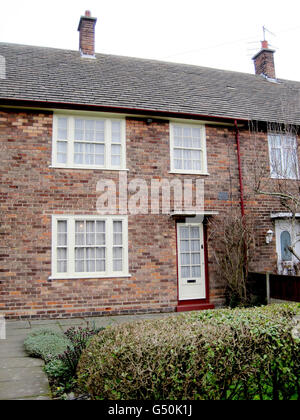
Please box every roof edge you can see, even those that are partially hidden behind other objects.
[0,97,249,124]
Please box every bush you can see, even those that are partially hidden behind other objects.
[58,326,105,377]
[77,304,300,400]
[24,328,72,362]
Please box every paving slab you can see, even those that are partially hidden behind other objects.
[0,377,50,400]
[0,357,44,369]
[6,321,31,329]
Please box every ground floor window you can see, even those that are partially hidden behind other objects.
[51,215,129,279]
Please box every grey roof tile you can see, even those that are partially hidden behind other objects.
[0,42,300,124]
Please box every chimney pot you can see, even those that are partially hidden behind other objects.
[78,11,97,57]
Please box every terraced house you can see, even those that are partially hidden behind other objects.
[0,12,300,318]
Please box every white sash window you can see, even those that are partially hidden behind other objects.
[52,114,126,170]
[170,123,208,175]
[51,215,129,279]
[268,134,299,179]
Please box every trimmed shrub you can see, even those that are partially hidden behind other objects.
[24,328,72,362]
[77,304,300,400]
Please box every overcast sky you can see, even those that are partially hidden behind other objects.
[1,0,300,81]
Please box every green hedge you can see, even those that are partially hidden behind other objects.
[77,304,300,400]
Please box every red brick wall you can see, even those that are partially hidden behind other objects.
[0,110,295,318]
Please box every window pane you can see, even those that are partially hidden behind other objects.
[191,240,200,252]
[111,155,121,166]
[96,247,105,259]
[190,227,200,239]
[193,160,201,170]
[173,126,182,137]
[75,221,85,246]
[270,148,282,176]
[192,138,201,148]
[181,266,190,278]
[113,246,123,272]
[86,261,95,272]
[174,136,182,147]
[113,247,123,259]
[192,127,201,138]
[57,221,67,246]
[191,253,200,265]
[95,120,105,142]
[174,149,182,159]
[183,137,193,148]
[75,248,84,272]
[96,259,105,272]
[96,221,106,245]
[174,159,182,169]
[75,259,84,272]
[57,248,67,273]
[58,220,67,233]
[96,247,106,272]
[180,240,190,252]
[113,221,122,233]
[85,120,95,141]
[57,141,67,164]
[57,118,68,140]
[86,221,95,245]
[75,119,84,141]
[112,121,121,143]
[86,247,95,272]
[74,142,83,164]
[181,253,190,265]
[113,259,123,271]
[180,227,189,239]
[183,159,192,170]
[192,266,201,277]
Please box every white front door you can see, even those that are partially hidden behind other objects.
[177,223,206,300]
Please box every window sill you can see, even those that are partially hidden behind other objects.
[49,165,129,171]
[270,174,299,180]
[48,273,132,281]
[169,171,210,176]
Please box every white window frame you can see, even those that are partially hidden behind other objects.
[169,122,208,175]
[268,133,299,180]
[52,113,127,170]
[50,215,129,280]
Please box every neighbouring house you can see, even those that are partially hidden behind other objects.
[0,12,300,319]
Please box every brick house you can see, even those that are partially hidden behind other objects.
[0,12,300,319]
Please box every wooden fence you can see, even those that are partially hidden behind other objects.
[248,272,300,303]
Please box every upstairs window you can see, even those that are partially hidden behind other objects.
[170,123,207,174]
[52,114,126,170]
[268,134,299,179]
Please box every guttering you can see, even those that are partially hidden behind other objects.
[234,119,245,218]
[0,97,248,125]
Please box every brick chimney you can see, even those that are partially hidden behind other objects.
[78,11,97,57]
[252,40,276,79]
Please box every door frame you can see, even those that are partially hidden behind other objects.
[175,218,214,311]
